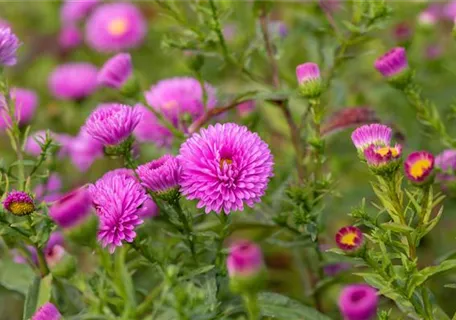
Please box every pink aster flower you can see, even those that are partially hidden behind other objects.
[48,63,98,100]
[338,284,378,320]
[50,187,92,228]
[34,173,62,202]
[89,170,148,253]
[418,4,442,27]
[296,62,322,98]
[404,151,435,185]
[3,190,35,216]
[133,104,173,146]
[85,2,147,52]
[363,143,402,172]
[237,100,256,118]
[144,77,217,127]
[436,149,456,182]
[137,154,181,197]
[374,47,408,78]
[97,53,132,89]
[351,124,392,152]
[69,131,103,172]
[83,103,141,146]
[335,226,364,251]
[227,240,264,277]
[178,123,274,214]
[31,302,61,320]
[0,87,38,129]
[58,25,82,50]
[61,0,98,24]
[0,27,20,66]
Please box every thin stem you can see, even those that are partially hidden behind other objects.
[422,288,433,320]
[35,245,50,277]
[136,282,165,318]
[259,13,280,88]
[172,200,197,262]
[243,293,260,320]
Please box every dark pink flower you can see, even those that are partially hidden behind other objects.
[31,302,61,320]
[335,226,363,251]
[58,25,82,50]
[137,154,181,194]
[338,284,378,320]
[50,187,92,228]
[0,87,38,129]
[374,47,408,78]
[97,53,132,89]
[404,151,435,185]
[3,190,35,216]
[61,0,98,24]
[48,63,98,100]
[227,240,264,277]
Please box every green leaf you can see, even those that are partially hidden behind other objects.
[257,292,331,320]
[37,274,53,308]
[23,276,41,320]
[0,258,35,295]
[381,222,414,234]
[414,259,456,288]
[115,247,136,310]
[181,265,215,280]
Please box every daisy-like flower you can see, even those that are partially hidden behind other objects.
[374,47,408,78]
[58,25,82,50]
[31,302,61,320]
[50,187,92,228]
[85,2,147,52]
[351,124,392,153]
[404,151,435,185]
[133,104,173,146]
[48,63,98,100]
[144,77,217,126]
[3,191,35,216]
[363,143,402,174]
[0,87,38,129]
[295,62,322,98]
[178,123,274,214]
[89,170,148,253]
[83,103,141,146]
[338,284,378,320]
[61,0,98,24]
[0,27,20,66]
[436,150,456,181]
[97,53,132,89]
[137,154,181,201]
[336,226,364,251]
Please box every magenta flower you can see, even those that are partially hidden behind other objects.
[61,0,98,24]
[137,198,159,218]
[97,53,132,89]
[133,104,173,146]
[436,150,456,182]
[85,2,147,52]
[335,226,363,251]
[445,1,456,20]
[69,131,104,172]
[418,4,441,26]
[393,23,412,42]
[12,245,38,265]
[137,154,181,195]
[50,187,92,228]
[0,87,38,129]
[237,100,256,117]
[31,302,61,320]
[49,63,98,100]
[3,190,35,216]
[338,284,378,320]
[374,47,408,78]
[296,62,320,85]
[144,77,217,126]
[58,25,82,50]
[44,232,66,267]
[178,123,274,214]
[363,143,402,170]
[404,151,435,185]
[0,27,20,66]
[227,240,264,277]
[34,173,62,202]
[83,103,141,146]
[89,170,148,253]
[351,124,392,152]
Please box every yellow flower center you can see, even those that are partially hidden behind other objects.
[375,146,399,157]
[340,232,357,246]
[220,158,233,169]
[107,18,129,36]
[9,202,35,216]
[410,159,432,178]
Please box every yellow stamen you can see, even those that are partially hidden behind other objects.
[107,18,129,36]
[220,158,233,169]
[9,202,34,216]
[375,147,391,157]
[340,232,357,246]
[410,159,431,178]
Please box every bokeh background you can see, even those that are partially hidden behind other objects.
[1,1,456,319]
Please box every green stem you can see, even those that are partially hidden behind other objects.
[35,246,50,277]
[136,282,165,318]
[243,292,260,320]
[172,200,197,262]
[422,287,433,320]
[130,239,162,269]
[309,98,324,182]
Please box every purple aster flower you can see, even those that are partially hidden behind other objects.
[178,123,274,214]
[338,284,378,320]
[83,103,141,146]
[335,226,364,251]
[137,197,159,218]
[444,1,456,20]
[436,150,456,182]
[0,19,10,29]
[58,25,82,50]
[3,190,35,216]
[89,170,148,253]
[0,27,20,66]
[34,173,62,202]
[50,187,92,228]
[404,151,435,185]
[418,4,442,26]
[61,0,98,24]
[227,240,264,277]
[69,131,103,172]
[296,62,322,98]
[48,63,98,100]
[85,2,147,52]
[324,262,351,277]
[237,100,256,118]
[97,53,132,89]
[144,77,217,127]
[223,24,237,42]
[137,154,181,197]
[0,87,38,129]
[133,104,173,146]
[31,302,61,320]
[374,47,408,78]
[351,124,392,152]
[363,144,402,171]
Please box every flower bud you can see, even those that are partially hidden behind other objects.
[296,62,322,98]
[363,144,402,176]
[49,187,92,228]
[338,284,378,320]
[31,302,62,320]
[3,190,35,216]
[374,47,412,89]
[97,53,132,90]
[227,240,266,294]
